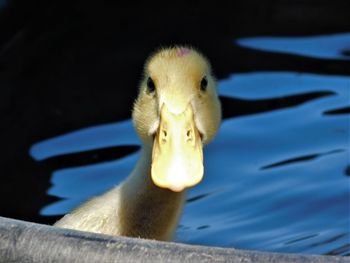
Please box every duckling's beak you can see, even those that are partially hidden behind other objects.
[151,103,203,192]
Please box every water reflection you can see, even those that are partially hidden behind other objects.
[30,33,350,255]
[261,149,345,170]
[236,32,350,60]
[31,119,139,161]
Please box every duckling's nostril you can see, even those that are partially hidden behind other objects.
[186,129,193,142]
[160,129,167,143]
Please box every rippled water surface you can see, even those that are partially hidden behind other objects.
[30,33,350,255]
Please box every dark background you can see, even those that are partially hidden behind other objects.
[0,0,349,225]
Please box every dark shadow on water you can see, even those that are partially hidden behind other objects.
[326,244,350,256]
[324,106,350,115]
[284,233,319,245]
[308,233,347,248]
[261,149,345,170]
[345,166,350,176]
[40,145,140,169]
[186,192,213,203]
[341,49,350,57]
[197,225,210,230]
[220,91,335,119]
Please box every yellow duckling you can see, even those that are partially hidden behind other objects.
[54,46,222,241]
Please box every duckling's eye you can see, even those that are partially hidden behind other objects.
[200,77,208,92]
[146,77,156,94]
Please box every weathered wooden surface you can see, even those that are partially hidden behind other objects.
[0,216,347,263]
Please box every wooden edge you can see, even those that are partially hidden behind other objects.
[0,216,347,263]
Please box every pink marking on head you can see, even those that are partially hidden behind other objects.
[177,47,191,57]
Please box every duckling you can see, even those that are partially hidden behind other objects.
[54,46,222,241]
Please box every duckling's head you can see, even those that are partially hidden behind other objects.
[132,46,221,192]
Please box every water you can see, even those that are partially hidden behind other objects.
[30,33,350,255]
[236,33,350,60]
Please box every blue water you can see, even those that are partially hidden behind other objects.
[236,33,350,60]
[30,33,350,255]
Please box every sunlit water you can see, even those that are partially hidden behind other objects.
[30,33,350,255]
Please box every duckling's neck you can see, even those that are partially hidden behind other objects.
[118,144,186,241]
